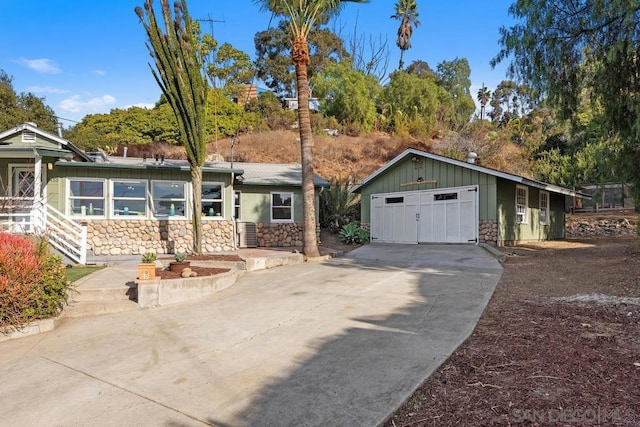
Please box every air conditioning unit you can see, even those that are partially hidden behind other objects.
[237,222,257,248]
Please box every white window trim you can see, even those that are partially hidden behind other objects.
[539,190,550,225]
[270,191,294,223]
[150,180,188,219]
[111,179,148,219]
[234,190,241,221]
[515,185,528,224]
[201,181,225,220]
[68,178,107,218]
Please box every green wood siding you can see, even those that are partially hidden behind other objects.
[237,185,305,223]
[359,157,498,223]
[1,132,61,149]
[496,179,565,244]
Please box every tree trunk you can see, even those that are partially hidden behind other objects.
[190,165,203,254]
[398,49,405,70]
[294,62,320,258]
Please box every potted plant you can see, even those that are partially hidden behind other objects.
[138,252,157,280]
[169,252,191,272]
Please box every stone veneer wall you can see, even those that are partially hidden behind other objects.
[256,223,304,247]
[478,220,498,245]
[88,220,235,255]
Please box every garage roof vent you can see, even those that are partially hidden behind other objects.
[466,152,478,164]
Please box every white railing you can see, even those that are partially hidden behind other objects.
[45,205,87,265]
[0,201,88,265]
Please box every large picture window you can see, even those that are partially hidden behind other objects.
[271,192,293,222]
[202,182,223,218]
[69,179,105,216]
[151,181,186,217]
[539,191,549,225]
[113,180,147,217]
[515,185,528,224]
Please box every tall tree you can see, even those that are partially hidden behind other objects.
[0,70,57,133]
[254,21,349,96]
[391,0,420,70]
[135,0,208,254]
[492,0,640,202]
[436,58,476,129]
[255,0,367,258]
[477,83,490,121]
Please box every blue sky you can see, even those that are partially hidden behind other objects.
[2,0,514,127]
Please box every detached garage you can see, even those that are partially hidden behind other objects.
[352,148,587,246]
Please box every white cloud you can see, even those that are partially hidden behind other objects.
[16,58,61,74]
[26,86,68,94]
[93,69,107,76]
[125,103,155,110]
[59,94,117,113]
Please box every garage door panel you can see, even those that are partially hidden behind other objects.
[371,185,478,244]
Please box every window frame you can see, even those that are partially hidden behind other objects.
[270,191,293,223]
[539,190,550,225]
[201,181,225,219]
[515,185,529,224]
[68,178,106,217]
[111,179,148,218]
[150,180,187,218]
[234,190,241,220]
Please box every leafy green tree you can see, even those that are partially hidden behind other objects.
[319,176,361,232]
[436,58,475,129]
[492,0,640,202]
[255,0,367,258]
[135,0,208,254]
[391,0,420,70]
[0,70,57,133]
[312,61,380,133]
[254,21,349,96]
[381,70,447,137]
[488,80,536,124]
[406,60,436,79]
[477,83,490,121]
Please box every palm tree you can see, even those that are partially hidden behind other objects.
[477,83,491,121]
[135,0,207,254]
[392,0,420,70]
[255,0,367,258]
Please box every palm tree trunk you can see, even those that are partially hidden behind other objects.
[190,165,203,254]
[294,62,320,258]
[398,49,405,70]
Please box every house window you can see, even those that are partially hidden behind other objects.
[151,181,186,217]
[202,182,223,218]
[515,185,528,224]
[271,192,293,222]
[113,180,147,217]
[234,191,241,220]
[69,179,105,216]
[539,191,549,225]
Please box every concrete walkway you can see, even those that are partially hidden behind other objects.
[0,244,502,427]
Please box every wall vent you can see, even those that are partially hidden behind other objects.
[237,222,257,248]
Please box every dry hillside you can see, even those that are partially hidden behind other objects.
[127,130,433,182]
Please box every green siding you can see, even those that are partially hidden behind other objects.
[1,132,61,150]
[359,156,498,222]
[237,185,305,223]
[496,179,565,244]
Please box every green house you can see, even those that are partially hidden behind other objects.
[352,148,586,246]
[0,123,328,263]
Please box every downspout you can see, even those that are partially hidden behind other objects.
[231,172,238,250]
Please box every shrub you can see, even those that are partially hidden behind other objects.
[319,177,361,232]
[338,223,369,245]
[0,233,70,332]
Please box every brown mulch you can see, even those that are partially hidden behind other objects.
[155,266,230,280]
[385,233,640,427]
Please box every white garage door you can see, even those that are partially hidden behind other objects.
[370,186,478,244]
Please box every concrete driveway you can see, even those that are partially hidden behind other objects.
[0,244,502,427]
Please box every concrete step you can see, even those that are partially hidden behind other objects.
[64,299,139,318]
[71,285,137,302]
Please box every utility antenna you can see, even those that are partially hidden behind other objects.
[197,14,225,154]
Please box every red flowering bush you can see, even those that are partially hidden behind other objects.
[0,232,69,332]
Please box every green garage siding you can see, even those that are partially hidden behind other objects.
[497,179,565,244]
[359,157,498,223]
